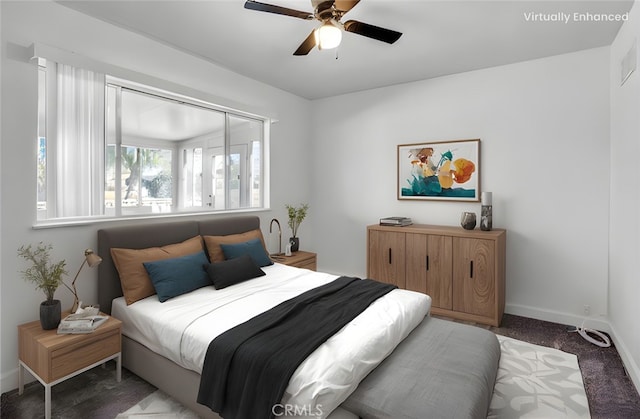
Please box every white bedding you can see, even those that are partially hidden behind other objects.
[112,263,431,418]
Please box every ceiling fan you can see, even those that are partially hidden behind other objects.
[244,0,402,55]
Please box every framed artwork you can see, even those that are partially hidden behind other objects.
[398,139,480,201]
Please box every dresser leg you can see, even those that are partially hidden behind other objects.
[45,384,51,419]
[18,362,24,395]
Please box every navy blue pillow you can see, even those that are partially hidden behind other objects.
[220,238,273,267]
[204,254,266,290]
[143,251,212,302]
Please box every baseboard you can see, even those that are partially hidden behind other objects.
[0,367,35,395]
[0,370,16,395]
[609,323,640,397]
[505,303,610,332]
[506,303,639,396]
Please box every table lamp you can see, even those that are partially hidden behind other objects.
[63,249,102,313]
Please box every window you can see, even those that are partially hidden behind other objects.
[181,115,264,210]
[37,59,268,222]
[105,145,173,213]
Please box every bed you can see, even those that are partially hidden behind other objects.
[97,215,500,419]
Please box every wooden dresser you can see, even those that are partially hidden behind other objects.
[367,224,506,326]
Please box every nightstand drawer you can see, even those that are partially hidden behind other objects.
[51,329,121,381]
[290,259,317,270]
[277,251,317,271]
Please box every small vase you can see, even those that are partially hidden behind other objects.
[40,299,61,330]
[289,237,300,252]
[460,212,477,230]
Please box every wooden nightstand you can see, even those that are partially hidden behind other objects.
[277,250,317,271]
[17,315,122,419]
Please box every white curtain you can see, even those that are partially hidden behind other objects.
[52,63,105,218]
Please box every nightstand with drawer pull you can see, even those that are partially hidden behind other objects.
[17,314,122,419]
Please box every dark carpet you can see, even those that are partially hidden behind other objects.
[490,314,640,419]
[2,314,639,418]
[1,365,155,419]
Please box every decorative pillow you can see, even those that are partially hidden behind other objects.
[204,254,266,290]
[143,251,211,302]
[110,236,204,305]
[203,229,267,263]
[220,238,273,267]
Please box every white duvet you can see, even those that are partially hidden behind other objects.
[112,263,431,418]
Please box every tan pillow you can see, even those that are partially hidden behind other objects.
[111,236,204,305]
[203,229,268,263]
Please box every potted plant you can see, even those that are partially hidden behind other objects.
[285,203,309,252]
[18,243,68,330]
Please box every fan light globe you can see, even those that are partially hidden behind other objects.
[315,22,342,50]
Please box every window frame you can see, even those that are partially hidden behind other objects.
[35,67,270,227]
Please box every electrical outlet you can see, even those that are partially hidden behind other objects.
[583,305,591,316]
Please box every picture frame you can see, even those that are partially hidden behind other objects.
[398,139,480,201]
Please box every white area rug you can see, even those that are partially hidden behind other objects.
[117,335,590,418]
[489,335,590,418]
[115,390,200,419]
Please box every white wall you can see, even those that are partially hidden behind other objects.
[309,48,611,330]
[609,0,640,392]
[2,0,635,398]
[0,0,312,392]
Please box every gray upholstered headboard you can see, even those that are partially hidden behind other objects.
[97,216,261,314]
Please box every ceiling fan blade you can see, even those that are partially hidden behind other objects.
[343,20,402,44]
[293,30,317,55]
[244,0,313,20]
[334,0,360,13]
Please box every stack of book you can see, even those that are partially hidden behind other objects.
[57,313,109,334]
[379,216,413,226]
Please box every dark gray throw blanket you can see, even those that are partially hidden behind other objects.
[197,276,397,419]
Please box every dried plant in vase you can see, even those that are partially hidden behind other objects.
[17,242,68,329]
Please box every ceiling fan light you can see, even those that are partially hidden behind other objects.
[315,22,342,50]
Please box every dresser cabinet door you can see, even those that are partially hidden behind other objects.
[368,230,406,288]
[452,237,495,318]
[406,233,452,309]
